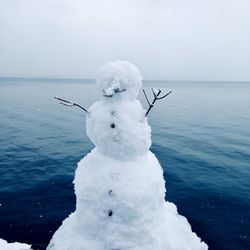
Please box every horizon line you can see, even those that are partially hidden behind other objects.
[0,76,249,83]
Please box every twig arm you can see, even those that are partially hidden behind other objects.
[143,89,151,106]
[54,96,89,114]
[156,91,172,100]
[145,103,154,116]
[54,96,72,104]
[143,88,172,116]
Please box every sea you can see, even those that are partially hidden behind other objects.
[0,78,249,250]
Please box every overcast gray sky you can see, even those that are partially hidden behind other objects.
[0,0,250,81]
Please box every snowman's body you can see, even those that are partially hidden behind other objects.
[47,61,208,250]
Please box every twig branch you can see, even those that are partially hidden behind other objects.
[143,88,172,116]
[143,89,150,106]
[54,96,89,114]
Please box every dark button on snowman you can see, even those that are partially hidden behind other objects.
[48,61,208,250]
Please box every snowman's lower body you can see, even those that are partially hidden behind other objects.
[47,149,207,250]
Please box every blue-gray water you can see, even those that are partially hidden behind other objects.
[0,78,249,250]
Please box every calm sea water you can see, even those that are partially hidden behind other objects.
[0,78,249,250]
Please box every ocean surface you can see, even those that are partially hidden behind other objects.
[0,78,249,250]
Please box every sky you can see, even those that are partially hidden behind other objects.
[0,0,250,81]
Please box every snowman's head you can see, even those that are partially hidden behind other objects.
[96,61,142,101]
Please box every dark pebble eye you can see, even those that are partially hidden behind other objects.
[110,123,116,128]
[108,210,113,217]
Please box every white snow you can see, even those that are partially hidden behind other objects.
[0,238,31,250]
[47,61,208,250]
[86,100,151,160]
[96,61,142,101]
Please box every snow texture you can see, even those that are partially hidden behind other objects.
[86,100,151,160]
[47,61,208,250]
[0,238,31,250]
[96,61,142,101]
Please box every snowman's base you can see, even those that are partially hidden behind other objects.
[47,149,208,250]
[47,202,207,250]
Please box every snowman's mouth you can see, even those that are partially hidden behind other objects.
[103,87,126,98]
[103,79,126,97]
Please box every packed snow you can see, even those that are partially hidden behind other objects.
[47,60,208,249]
[86,100,151,160]
[0,238,31,250]
[96,61,142,101]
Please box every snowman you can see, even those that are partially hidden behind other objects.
[48,61,208,250]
